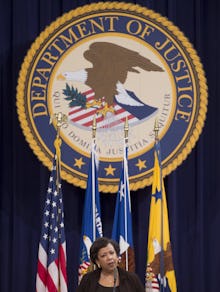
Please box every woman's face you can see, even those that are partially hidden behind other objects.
[96,243,119,272]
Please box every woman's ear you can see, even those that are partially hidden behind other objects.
[96,261,101,268]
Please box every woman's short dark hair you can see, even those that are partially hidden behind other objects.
[90,237,120,264]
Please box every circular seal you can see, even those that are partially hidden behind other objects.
[16,2,207,193]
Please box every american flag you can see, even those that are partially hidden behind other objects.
[36,155,68,292]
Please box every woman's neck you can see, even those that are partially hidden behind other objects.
[99,268,119,287]
[101,269,115,276]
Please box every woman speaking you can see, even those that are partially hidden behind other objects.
[76,237,145,292]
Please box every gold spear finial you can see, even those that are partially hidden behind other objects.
[49,112,67,189]
[154,118,159,140]
[92,115,97,139]
[124,116,129,143]
[50,112,67,136]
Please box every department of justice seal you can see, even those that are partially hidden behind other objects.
[16,2,207,193]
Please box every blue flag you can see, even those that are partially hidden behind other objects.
[78,140,103,282]
[112,144,135,271]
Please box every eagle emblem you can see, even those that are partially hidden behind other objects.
[58,42,164,128]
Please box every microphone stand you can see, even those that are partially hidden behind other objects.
[113,268,117,292]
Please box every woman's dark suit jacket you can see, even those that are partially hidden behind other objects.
[76,267,145,292]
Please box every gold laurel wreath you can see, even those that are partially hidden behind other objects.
[16,2,208,193]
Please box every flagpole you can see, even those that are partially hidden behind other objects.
[92,116,97,242]
[51,112,67,291]
[124,117,129,271]
[154,119,165,292]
